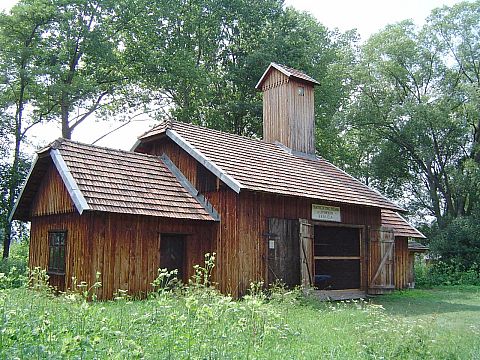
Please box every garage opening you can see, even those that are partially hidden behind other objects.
[314,226,361,290]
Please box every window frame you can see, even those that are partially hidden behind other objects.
[47,230,67,276]
[297,86,305,96]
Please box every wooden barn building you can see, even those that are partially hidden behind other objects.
[11,63,425,299]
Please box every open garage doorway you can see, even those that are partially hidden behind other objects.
[313,226,362,290]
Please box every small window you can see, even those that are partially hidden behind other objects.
[48,231,67,275]
[196,162,217,193]
[297,86,305,96]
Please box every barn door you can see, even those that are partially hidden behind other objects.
[368,227,395,294]
[299,219,314,287]
[267,218,300,287]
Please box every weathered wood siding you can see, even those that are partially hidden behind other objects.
[261,68,315,154]
[237,191,381,294]
[287,79,315,154]
[394,236,409,289]
[30,212,213,299]
[29,213,91,291]
[31,164,75,217]
[145,139,241,295]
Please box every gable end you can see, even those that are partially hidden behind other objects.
[166,129,243,193]
[10,149,89,222]
[30,162,75,217]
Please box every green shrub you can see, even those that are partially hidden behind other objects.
[425,211,480,269]
[416,259,480,287]
[0,239,29,289]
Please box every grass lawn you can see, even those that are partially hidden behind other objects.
[0,285,479,359]
[373,286,480,358]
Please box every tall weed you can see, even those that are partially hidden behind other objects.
[0,240,29,289]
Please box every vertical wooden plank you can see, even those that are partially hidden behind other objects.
[267,218,301,287]
[30,163,75,217]
[368,227,395,294]
[299,219,314,287]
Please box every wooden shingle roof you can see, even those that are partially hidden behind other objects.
[408,240,429,252]
[381,209,425,239]
[136,121,402,211]
[12,139,215,221]
[256,62,320,90]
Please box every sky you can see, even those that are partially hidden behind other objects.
[283,0,464,39]
[0,0,469,152]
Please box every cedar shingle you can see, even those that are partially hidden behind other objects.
[381,209,425,239]
[56,140,214,221]
[138,121,403,211]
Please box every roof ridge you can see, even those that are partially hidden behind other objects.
[171,120,267,144]
[255,62,320,90]
[47,138,162,160]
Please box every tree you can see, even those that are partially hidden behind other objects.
[127,1,359,142]
[38,0,148,139]
[0,0,56,258]
[428,1,480,164]
[0,0,155,257]
[126,0,285,136]
[345,18,478,226]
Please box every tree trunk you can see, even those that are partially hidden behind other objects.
[61,95,71,139]
[424,162,445,227]
[2,223,12,259]
[3,92,24,258]
[474,117,480,164]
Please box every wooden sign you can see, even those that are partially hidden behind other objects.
[312,204,341,222]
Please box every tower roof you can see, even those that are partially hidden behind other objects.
[255,62,320,90]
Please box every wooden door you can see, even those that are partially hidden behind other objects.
[267,218,300,287]
[368,227,395,294]
[160,234,185,282]
[299,219,314,287]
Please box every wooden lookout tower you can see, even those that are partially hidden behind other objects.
[256,62,320,154]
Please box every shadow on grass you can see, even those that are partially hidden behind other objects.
[372,287,480,317]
